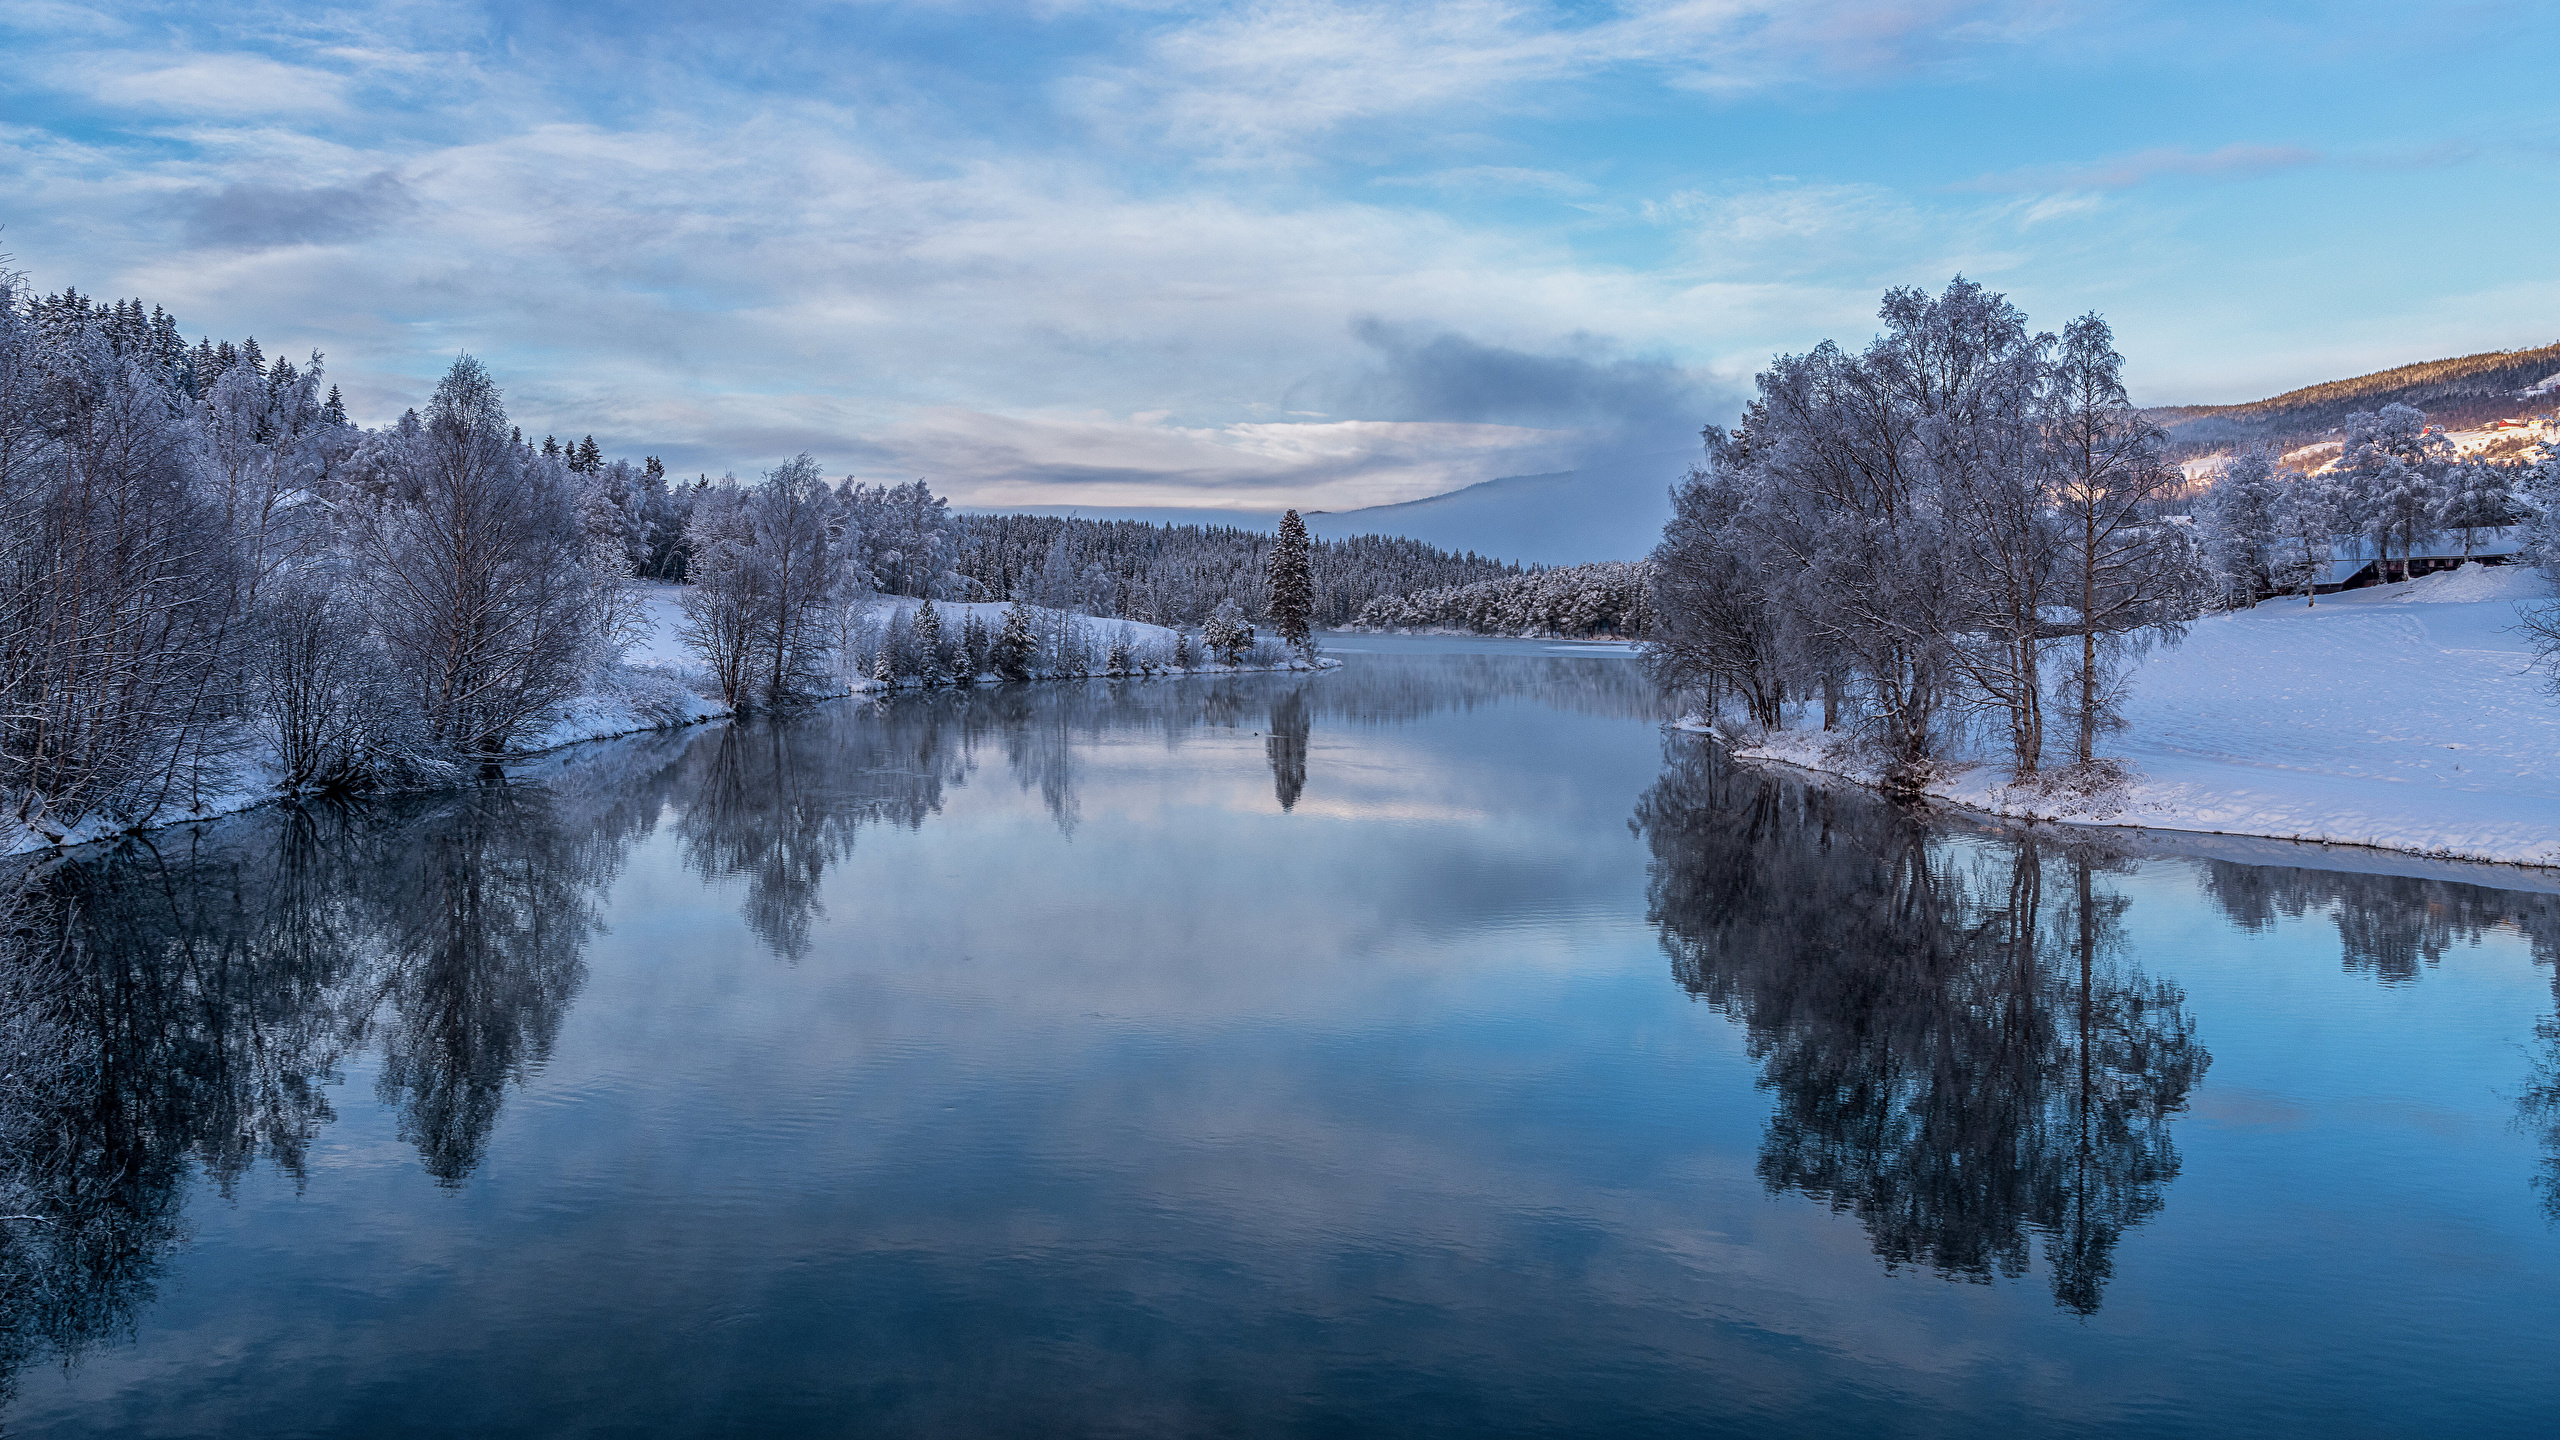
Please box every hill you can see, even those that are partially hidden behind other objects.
[1304,469,1671,567]
[2148,340,2560,454]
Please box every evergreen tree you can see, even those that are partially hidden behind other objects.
[322,385,348,426]
[1173,629,1195,669]
[993,602,1037,681]
[961,612,990,681]
[913,600,943,686]
[576,435,602,474]
[1266,508,1315,654]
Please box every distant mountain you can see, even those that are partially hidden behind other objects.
[2148,340,2560,454]
[1304,469,1671,566]
[960,503,1285,531]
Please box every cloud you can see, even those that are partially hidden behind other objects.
[1374,166,1597,198]
[181,171,415,249]
[1341,319,1704,429]
[88,54,352,116]
[1073,0,2072,161]
[1958,143,2323,193]
[839,407,1582,510]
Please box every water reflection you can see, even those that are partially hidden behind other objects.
[1634,738,2209,1313]
[1265,687,1310,812]
[2192,856,2560,989]
[5,653,2557,1421]
[0,781,652,1397]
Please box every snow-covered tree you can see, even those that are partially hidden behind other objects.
[1646,464,1792,730]
[2336,404,2451,584]
[1203,598,1254,665]
[344,356,600,760]
[2046,313,2203,767]
[1266,509,1315,654]
[2270,469,2348,607]
[2435,459,2522,558]
[912,599,943,688]
[992,602,1036,681]
[840,478,962,598]
[960,611,990,682]
[2200,445,2286,606]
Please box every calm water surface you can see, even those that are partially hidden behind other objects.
[3,636,2556,1436]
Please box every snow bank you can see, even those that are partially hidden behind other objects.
[1693,563,2560,869]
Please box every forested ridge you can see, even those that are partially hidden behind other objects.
[2147,339,2560,451]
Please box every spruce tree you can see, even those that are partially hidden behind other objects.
[577,435,602,473]
[914,599,943,686]
[1267,508,1314,654]
[1173,629,1194,669]
[994,602,1037,681]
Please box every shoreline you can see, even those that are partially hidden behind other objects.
[1688,724,2560,878]
[5,657,1338,860]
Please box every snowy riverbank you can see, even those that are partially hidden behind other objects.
[1685,562,2560,869]
[4,590,1333,855]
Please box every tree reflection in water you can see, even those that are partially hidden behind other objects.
[0,774,654,1394]
[1265,686,1311,811]
[10,659,2553,1402]
[2188,851,2560,1223]
[1633,737,2208,1314]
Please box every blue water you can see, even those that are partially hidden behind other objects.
[2,639,2554,1436]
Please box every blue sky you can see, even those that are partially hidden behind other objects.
[5,1,2555,510]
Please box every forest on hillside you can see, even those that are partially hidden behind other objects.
[2147,339,2560,452]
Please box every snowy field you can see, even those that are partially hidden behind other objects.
[1705,562,2560,868]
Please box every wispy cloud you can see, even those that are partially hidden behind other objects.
[1957,143,2324,193]
[1072,0,2071,162]
[88,53,354,116]
[1374,166,1597,198]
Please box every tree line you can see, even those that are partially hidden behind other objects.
[946,511,1520,629]
[1349,560,1652,636]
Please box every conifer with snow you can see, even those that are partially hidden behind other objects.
[913,600,943,687]
[1266,509,1315,655]
[993,602,1037,681]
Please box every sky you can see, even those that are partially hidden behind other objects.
[4,1,2556,513]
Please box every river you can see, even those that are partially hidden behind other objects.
[1,636,2554,1436]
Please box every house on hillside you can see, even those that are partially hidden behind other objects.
[2283,527,2528,593]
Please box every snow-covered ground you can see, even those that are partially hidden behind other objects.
[1697,562,2560,868]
